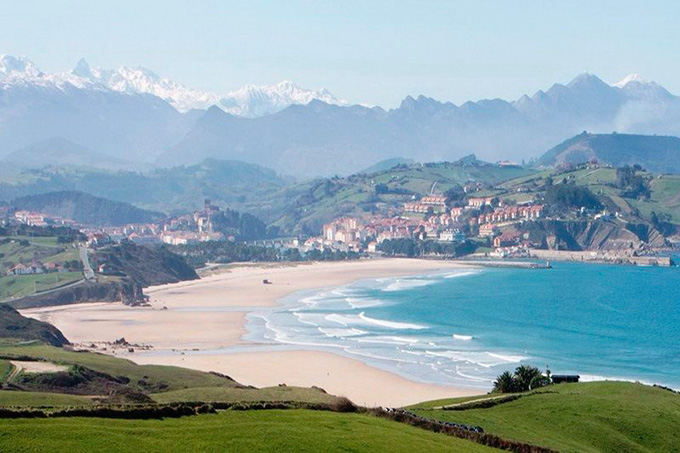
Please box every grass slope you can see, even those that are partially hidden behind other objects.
[0,236,82,299]
[0,390,94,407]
[500,165,680,226]
[0,341,240,393]
[0,272,82,300]
[11,191,164,226]
[152,386,338,405]
[273,163,535,233]
[0,410,494,452]
[410,381,680,453]
[0,341,340,407]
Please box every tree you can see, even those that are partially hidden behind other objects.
[545,182,602,210]
[529,374,551,390]
[444,185,465,205]
[493,371,517,393]
[616,165,650,199]
[514,365,543,391]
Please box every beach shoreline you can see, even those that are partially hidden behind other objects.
[22,258,484,406]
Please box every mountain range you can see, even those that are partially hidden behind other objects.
[2,54,680,176]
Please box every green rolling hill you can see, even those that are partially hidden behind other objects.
[538,132,680,174]
[409,381,680,452]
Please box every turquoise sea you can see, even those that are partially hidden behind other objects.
[245,261,680,391]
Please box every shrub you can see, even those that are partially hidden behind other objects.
[330,396,357,413]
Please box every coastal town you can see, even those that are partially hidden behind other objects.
[316,195,544,255]
[3,192,546,256]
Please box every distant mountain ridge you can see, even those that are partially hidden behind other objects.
[163,73,680,176]
[0,159,290,216]
[537,132,680,174]
[3,54,680,176]
[2,137,140,171]
[2,55,345,116]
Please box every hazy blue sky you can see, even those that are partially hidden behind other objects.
[2,0,678,107]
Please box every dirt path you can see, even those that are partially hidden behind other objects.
[8,360,69,380]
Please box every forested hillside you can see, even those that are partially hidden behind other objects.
[12,191,163,226]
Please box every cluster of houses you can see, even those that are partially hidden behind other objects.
[6,260,70,276]
[79,200,225,247]
[403,195,448,214]
[5,190,548,258]
[316,193,545,253]
[7,199,226,249]
[12,210,77,228]
[471,204,544,225]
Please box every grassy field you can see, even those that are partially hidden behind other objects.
[0,341,242,393]
[0,235,83,299]
[0,340,340,408]
[495,165,680,230]
[2,340,680,452]
[151,386,338,405]
[272,163,536,232]
[0,237,62,266]
[410,381,680,453]
[0,272,82,299]
[0,409,495,452]
[0,358,13,382]
[0,390,95,407]
[628,174,680,222]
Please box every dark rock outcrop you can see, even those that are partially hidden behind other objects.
[8,280,144,310]
[0,303,69,346]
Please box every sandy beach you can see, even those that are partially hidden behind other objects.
[22,259,482,406]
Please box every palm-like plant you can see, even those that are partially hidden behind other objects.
[529,374,550,390]
[514,365,542,391]
[493,371,517,393]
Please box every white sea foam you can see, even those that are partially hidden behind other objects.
[298,295,322,308]
[293,312,328,326]
[444,270,479,279]
[324,312,427,330]
[425,350,485,365]
[358,312,427,330]
[455,367,495,383]
[353,336,419,345]
[318,327,367,338]
[383,278,437,292]
[453,334,473,341]
[486,352,528,363]
[324,313,355,326]
[342,348,419,365]
[346,297,383,309]
[425,350,515,369]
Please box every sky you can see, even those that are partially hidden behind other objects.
[1,0,679,107]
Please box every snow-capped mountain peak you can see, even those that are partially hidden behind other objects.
[66,61,220,110]
[611,73,672,100]
[218,80,346,117]
[613,73,649,88]
[0,55,42,80]
[64,58,345,115]
[0,54,347,115]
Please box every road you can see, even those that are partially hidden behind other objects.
[79,246,95,280]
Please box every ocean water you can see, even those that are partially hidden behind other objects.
[244,262,680,391]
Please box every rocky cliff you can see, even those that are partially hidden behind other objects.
[523,219,665,251]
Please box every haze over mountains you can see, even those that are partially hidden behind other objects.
[2,54,680,176]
